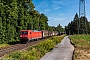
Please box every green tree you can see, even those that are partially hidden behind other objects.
[65,13,89,35]
[39,13,48,30]
[0,0,51,44]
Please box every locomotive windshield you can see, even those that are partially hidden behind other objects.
[20,31,28,34]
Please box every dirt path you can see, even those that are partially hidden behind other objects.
[40,36,74,60]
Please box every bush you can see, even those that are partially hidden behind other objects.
[2,35,65,60]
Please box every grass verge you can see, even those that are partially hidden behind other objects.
[2,35,65,60]
[69,35,90,60]
[0,44,10,48]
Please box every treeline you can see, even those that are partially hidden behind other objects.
[0,0,64,44]
[0,0,49,43]
[65,13,90,35]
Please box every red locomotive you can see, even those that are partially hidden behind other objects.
[20,30,59,43]
[20,30,42,42]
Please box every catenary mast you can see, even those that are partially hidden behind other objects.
[78,0,87,34]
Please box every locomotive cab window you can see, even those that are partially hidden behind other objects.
[20,31,28,34]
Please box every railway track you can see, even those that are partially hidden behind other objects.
[0,39,45,59]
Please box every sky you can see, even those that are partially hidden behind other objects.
[33,0,90,28]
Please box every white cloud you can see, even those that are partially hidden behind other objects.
[48,16,65,27]
[36,0,48,8]
[53,17,63,21]
[51,0,64,5]
[51,0,71,5]
[48,17,53,19]
[39,9,50,13]
[87,15,90,21]
[52,4,61,10]
[54,6,61,10]
[48,16,64,21]
[51,0,71,10]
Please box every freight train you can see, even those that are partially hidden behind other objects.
[20,30,59,43]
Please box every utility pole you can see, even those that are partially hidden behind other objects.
[78,0,87,34]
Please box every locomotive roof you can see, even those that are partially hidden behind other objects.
[32,30,41,32]
[21,30,41,32]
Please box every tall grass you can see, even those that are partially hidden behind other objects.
[69,35,90,46]
[69,34,90,60]
[2,35,65,60]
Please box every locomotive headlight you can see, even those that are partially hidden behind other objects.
[20,36,22,37]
